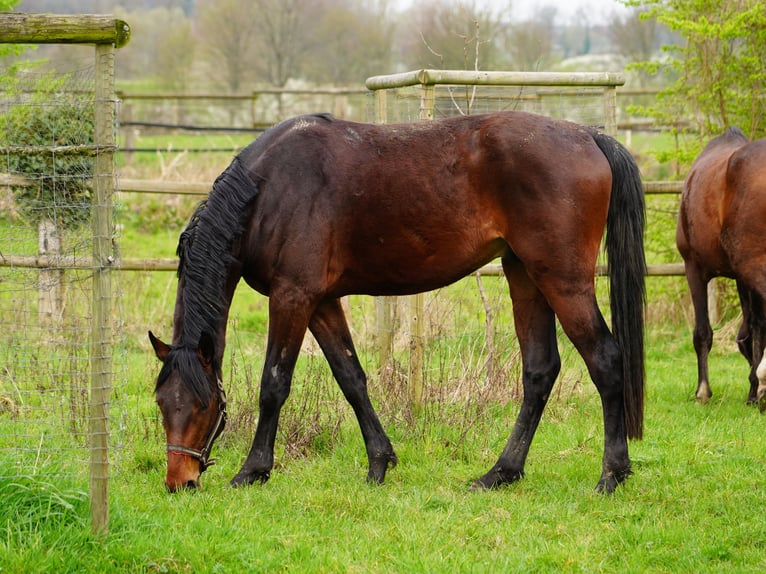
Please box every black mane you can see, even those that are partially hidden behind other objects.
[177,155,260,347]
[159,155,260,402]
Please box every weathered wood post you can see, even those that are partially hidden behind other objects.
[0,12,131,536]
[371,87,396,382]
[37,218,63,327]
[407,82,436,415]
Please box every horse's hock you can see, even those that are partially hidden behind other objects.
[0,13,129,534]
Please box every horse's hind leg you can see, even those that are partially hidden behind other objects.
[309,298,397,483]
[685,262,714,402]
[230,294,312,487]
[747,294,766,411]
[536,273,631,492]
[472,260,561,490]
[735,281,759,404]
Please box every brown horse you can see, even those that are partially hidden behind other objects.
[677,127,766,408]
[149,111,646,494]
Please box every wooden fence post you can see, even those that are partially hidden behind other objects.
[407,82,436,415]
[89,40,117,537]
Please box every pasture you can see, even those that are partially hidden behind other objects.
[2,324,766,572]
[2,132,766,573]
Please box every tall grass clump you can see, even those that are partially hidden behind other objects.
[0,468,88,546]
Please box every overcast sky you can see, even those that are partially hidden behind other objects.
[513,0,630,23]
[397,0,631,25]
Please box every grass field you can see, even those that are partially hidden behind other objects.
[2,325,766,573]
[2,134,765,572]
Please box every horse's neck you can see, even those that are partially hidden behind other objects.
[171,272,240,364]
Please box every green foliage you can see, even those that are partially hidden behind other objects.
[1,72,94,229]
[0,1,22,60]
[628,0,766,172]
[0,471,88,538]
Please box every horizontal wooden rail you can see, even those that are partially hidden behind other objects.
[4,174,685,197]
[366,69,626,90]
[0,13,131,47]
[119,178,210,195]
[1,174,686,274]
[0,254,683,277]
[0,253,178,271]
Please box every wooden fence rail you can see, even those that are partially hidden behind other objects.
[1,173,685,274]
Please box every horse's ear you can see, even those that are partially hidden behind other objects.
[197,331,215,369]
[148,331,170,362]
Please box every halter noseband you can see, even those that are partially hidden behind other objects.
[166,377,227,472]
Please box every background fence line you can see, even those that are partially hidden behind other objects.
[1,173,684,275]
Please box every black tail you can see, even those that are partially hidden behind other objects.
[593,132,646,440]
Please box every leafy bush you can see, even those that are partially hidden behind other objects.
[2,73,94,229]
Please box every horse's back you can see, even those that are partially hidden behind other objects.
[236,111,613,297]
[720,138,766,273]
[677,129,750,272]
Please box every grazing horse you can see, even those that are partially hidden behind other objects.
[149,111,646,494]
[677,126,766,408]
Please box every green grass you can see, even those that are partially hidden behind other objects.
[1,133,762,572]
[2,326,766,573]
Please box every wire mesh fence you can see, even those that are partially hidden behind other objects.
[0,60,125,485]
[368,83,613,128]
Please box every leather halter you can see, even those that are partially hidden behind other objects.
[166,377,227,472]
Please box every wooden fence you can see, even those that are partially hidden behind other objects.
[1,173,684,275]
[0,13,130,535]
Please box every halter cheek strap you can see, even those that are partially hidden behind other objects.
[166,378,227,472]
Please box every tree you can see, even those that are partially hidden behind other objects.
[0,0,22,59]
[303,0,395,84]
[398,0,512,70]
[608,6,673,86]
[114,6,195,90]
[503,8,557,70]
[629,0,766,166]
[196,0,260,92]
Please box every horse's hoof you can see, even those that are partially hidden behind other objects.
[230,469,270,487]
[595,476,619,494]
[758,391,766,414]
[366,451,398,484]
[695,382,712,404]
[595,466,632,494]
[470,466,524,491]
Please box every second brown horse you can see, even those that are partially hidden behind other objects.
[678,127,766,408]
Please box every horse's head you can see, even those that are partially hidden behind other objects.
[148,331,227,492]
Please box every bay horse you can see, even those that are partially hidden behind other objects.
[677,126,766,408]
[149,110,646,494]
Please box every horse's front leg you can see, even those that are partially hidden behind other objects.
[748,296,766,412]
[230,297,311,487]
[685,263,714,402]
[735,281,760,404]
[309,298,397,484]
